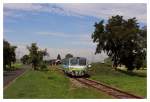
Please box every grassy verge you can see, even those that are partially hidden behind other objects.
[89,63,147,97]
[12,63,23,69]
[117,66,146,77]
[5,63,23,71]
[4,66,113,99]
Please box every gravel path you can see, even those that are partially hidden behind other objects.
[3,65,31,87]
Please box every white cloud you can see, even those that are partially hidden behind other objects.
[69,34,95,46]
[36,31,95,46]
[4,4,43,11]
[4,3,147,23]
[4,3,83,18]
[36,31,71,38]
[15,44,29,59]
[57,3,147,23]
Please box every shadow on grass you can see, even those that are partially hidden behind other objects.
[67,74,90,78]
[117,69,146,77]
[48,76,55,80]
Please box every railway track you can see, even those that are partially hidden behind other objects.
[75,78,144,99]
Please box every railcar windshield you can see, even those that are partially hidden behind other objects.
[62,59,69,65]
[70,57,86,66]
[79,58,86,65]
[70,58,78,65]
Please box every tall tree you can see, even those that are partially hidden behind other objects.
[27,43,39,70]
[3,40,17,70]
[57,54,61,60]
[92,15,146,71]
[27,43,48,70]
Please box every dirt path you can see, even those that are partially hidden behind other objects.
[3,65,31,87]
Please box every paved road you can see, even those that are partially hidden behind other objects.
[4,65,31,87]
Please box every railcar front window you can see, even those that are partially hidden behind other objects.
[79,59,86,65]
[62,59,69,65]
[70,58,78,65]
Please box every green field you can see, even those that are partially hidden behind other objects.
[4,63,147,98]
[4,66,113,99]
[89,63,147,97]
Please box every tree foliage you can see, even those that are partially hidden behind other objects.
[65,53,73,59]
[21,54,30,64]
[57,54,61,60]
[4,40,17,70]
[92,15,146,70]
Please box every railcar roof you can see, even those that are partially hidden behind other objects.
[69,57,86,59]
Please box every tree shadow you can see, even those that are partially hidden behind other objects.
[67,74,90,78]
[117,69,146,77]
[47,76,55,80]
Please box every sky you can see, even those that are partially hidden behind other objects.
[3,3,147,62]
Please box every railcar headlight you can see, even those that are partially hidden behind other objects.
[88,64,91,68]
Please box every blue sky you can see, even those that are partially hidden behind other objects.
[3,3,147,62]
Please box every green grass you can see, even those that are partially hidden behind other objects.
[5,63,23,71]
[89,63,147,97]
[117,66,146,77]
[4,66,113,99]
[12,63,23,69]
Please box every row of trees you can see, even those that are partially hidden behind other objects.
[92,15,146,71]
[4,39,74,71]
[57,53,74,60]
[20,43,74,70]
[56,53,73,60]
[3,41,57,71]
[4,41,49,71]
[4,40,17,70]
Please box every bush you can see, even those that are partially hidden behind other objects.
[40,63,49,71]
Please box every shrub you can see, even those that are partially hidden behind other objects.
[40,63,49,71]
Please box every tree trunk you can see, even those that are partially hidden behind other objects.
[9,63,11,71]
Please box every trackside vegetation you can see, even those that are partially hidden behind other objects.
[89,62,147,97]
